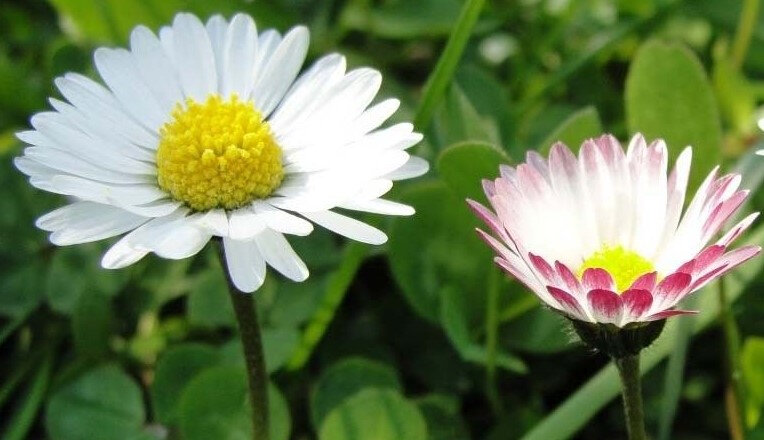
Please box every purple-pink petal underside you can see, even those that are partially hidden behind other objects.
[582,268,615,291]
[621,288,653,319]
[628,271,657,291]
[587,288,622,324]
[547,286,585,319]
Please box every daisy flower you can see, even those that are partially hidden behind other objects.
[15,12,427,293]
[469,134,760,329]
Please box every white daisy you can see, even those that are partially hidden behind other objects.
[470,134,760,328]
[15,12,428,292]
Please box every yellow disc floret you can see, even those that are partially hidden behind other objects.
[156,95,284,211]
[578,245,655,292]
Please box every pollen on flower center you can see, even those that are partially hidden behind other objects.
[578,246,654,292]
[156,95,284,211]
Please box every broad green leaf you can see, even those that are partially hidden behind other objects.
[742,337,764,427]
[436,84,501,148]
[521,225,764,440]
[310,357,402,429]
[71,289,112,359]
[178,366,290,440]
[437,141,511,202]
[440,286,527,373]
[220,327,300,374]
[318,388,427,440]
[388,181,492,323]
[537,106,603,154]
[46,364,146,440]
[625,40,722,191]
[151,343,220,424]
[0,263,45,319]
[187,260,235,329]
[416,394,471,440]
[456,66,514,145]
[500,308,574,354]
[339,0,464,39]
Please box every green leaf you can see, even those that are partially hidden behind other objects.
[178,366,290,440]
[46,364,146,440]
[310,357,402,429]
[0,262,45,319]
[742,336,764,427]
[500,308,574,354]
[339,0,464,39]
[416,394,471,440]
[437,141,511,202]
[537,106,603,154]
[388,181,492,323]
[436,84,501,148]
[151,343,220,425]
[625,40,722,191]
[187,261,235,329]
[440,286,527,373]
[318,388,427,440]
[71,289,112,359]
[521,225,764,440]
[221,327,300,374]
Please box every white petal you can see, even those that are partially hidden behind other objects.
[129,25,184,116]
[221,13,258,98]
[171,13,218,101]
[102,237,149,269]
[205,15,228,77]
[251,26,309,116]
[151,221,212,259]
[339,198,415,216]
[383,156,429,180]
[253,229,308,281]
[301,210,387,244]
[228,208,266,240]
[37,202,148,245]
[223,237,266,293]
[191,209,229,236]
[252,202,313,236]
[94,48,166,130]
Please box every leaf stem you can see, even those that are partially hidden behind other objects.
[217,241,270,440]
[731,0,760,70]
[718,278,746,440]
[413,0,486,132]
[614,354,647,440]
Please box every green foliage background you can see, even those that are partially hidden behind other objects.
[0,0,763,439]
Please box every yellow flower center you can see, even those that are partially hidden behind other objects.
[578,245,654,292]
[156,95,284,211]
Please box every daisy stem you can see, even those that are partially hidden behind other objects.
[614,354,647,440]
[217,243,270,440]
[718,278,746,440]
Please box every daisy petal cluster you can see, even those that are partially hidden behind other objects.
[470,134,760,328]
[15,12,428,292]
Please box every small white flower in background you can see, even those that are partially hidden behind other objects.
[470,134,760,328]
[15,12,428,292]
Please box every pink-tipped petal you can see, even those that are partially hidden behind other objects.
[587,288,623,324]
[689,264,728,292]
[529,253,556,283]
[582,268,616,291]
[644,309,699,321]
[628,271,657,291]
[621,289,653,320]
[676,259,695,275]
[467,199,506,240]
[482,179,496,197]
[547,286,586,319]
[555,261,581,294]
[700,245,762,282]
[693,245,726,273]
[717,212,760,247]
[653,272,692,310]
[475,228,513,260]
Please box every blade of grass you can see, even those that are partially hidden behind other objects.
[485,266,503,415]
[656,297,697,440]
[413,0,486,132]
[285,241,368,371]
[1,347,54,440]
[521,225,764,440]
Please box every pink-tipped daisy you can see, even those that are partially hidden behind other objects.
[15,12,428,293]
[469,134,760,329]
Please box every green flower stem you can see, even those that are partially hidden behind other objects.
[731,0,760,70]
[413,0,485,132]
[485,267,503,415]
[217,242,270,440]
[614,354,647,440]
[718,278,746,440]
